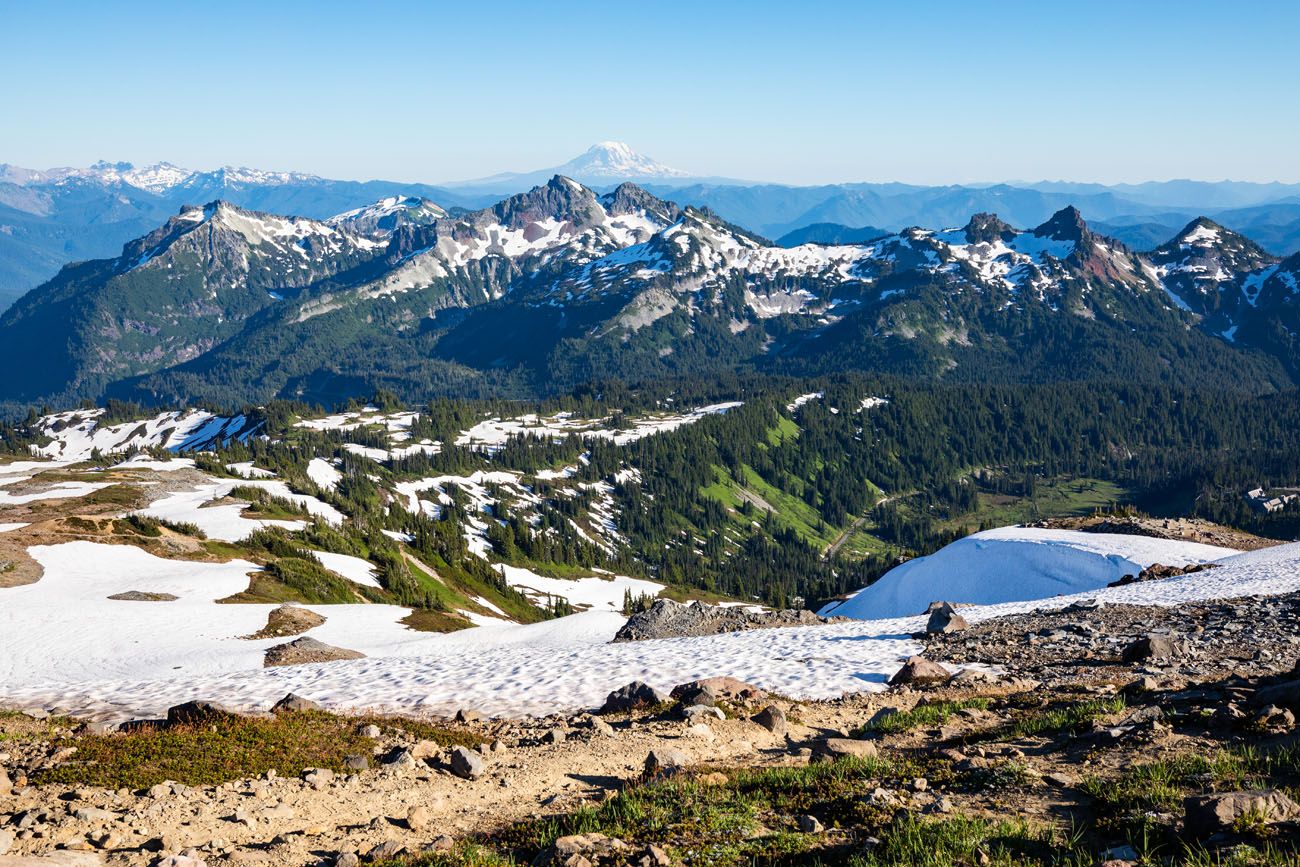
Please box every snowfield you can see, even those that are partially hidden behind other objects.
[821,527,1238,619]
[2,533,1299,722]
[133,478,344,542]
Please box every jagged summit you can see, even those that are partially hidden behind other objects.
[1032,206,1090,242]
[963,212,1017,245]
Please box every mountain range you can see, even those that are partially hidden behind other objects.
[2,174,1299,417]
[5,143,1300,316]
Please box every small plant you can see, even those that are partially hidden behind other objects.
[860,698,992,736]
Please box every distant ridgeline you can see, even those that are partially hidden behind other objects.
[1,175,1300,417]
[6,377,1300,610]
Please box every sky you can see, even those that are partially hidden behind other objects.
[3,0,1298,186]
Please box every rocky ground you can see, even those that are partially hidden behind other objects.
[1026,514,1280,552]
[3,591,1300,866]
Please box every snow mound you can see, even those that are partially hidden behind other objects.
[822,527,1239,620]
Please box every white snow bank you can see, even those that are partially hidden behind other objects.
[307,458,342,491]
[495,564,663,611]
[111,457,196,472]
[134,478,344,542]
[7,536,1300,722]
[822,527,1239,619]
[312,551,382,589]
[0,523,28,533]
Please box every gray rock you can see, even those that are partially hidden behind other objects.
[1121,634,1183,664]
[366,840,404,861]
[73,807,116,822]
[302,767,334,788]
[751,705,787,737]
[359,724,382,738]
[1184,789,1300,834]
[406,805,430,831]
[165,700,237,727]
[334,854,360,867]
[600,681,668,714]
[343,754,370,771]
[589,717,615,737]
[449,746,485,780]
[263,636,364,668]
[614,598,840,642]
[270,693,321,714]
[671,683,718,708]
[797,814,824,833]
[926,602,969,635]
[680,704,724,723]
[454,708,484,723]
[888,656,950,686]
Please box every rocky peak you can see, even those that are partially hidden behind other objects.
[485,175,603,230]
[963,212,1016,245]
[1032,206,1090,243]
[600,183,681,223]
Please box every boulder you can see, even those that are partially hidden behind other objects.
[751,705,787,737]
[1121,634,1182,664]
[1254,678,1300,710]
[818,738,878,760]
[166,700,238,727]
[614,598,838,642]
[643,748,689,779]
[670,683,718,708]
[271,693,321,714]
[925,602,969,635]
[671,676,766,703]
[1184,789,1300,834]
[243,603,326,640]
[888,656,950,686]
[366,840,404,861]
[533,833,628,866]
[406,805,431,831]
[449,746,486,780]
[600,681,668,714]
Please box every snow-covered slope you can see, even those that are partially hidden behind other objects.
[4,535,1299,721]
[32,409,261,461]
[820,526,1239,619]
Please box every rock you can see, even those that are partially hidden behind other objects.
[263,802,294,820]
[428,836,455,851]
[1123,675,1160,694]
[1254,678,1300,710]
[643,749,689,779]
[410,740,443,759]
[1099,845,1139,861]
[926,602,969,634]
[685,723,715,740]
[535,832,628,865]
[334,853,360,867]
[302,767,334,788]
[270,693,320,714]
[751,705,787,737]
[343,754,370,771]
[1121,634,1182,664]
[671,677,766,704]
[1045,772,1076,787]
[614,598,840,642]
[671,683,718,708]
[0,769,9,796]
[454,709,483,723]
[589,717,615,737]
[0,830,12,856]
[366,840,404,861]
[542,727,568,744]
[359,723,382,738]
[600,681,668,714]
[382,749,417,772]
[797,815,824,833]
[243,603,326,640]
[888,656,950,686]
[639,843,671,866]
[263,636,364,668]
[156,857,206,867]
[1256,704,1296,730]
[449,746,485,780]
[1184,790,1300,834]
[106,590,178,602]
[73,807,115,822]
[165,701,237,727]
[148,783,173,798]
[818,738,878,759]
[406,805,430,831]
[680,704,724,723]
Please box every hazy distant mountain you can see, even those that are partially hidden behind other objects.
[442,141,735,194]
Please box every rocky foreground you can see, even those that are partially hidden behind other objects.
[3,591,1300,866]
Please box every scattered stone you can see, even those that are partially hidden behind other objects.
[343,754,370,771]
[542,728,568,745]
[643,749,689,779]
[263,636,365,668]
[1099,844,1139,861]
[670,677,766,704]
[751,705,787,737]
[680,704,724,724]
[1256,704,1296,730]
[454,709,483,723]
[359,724,382,738]
[685,723,715,740]
[449,746,486,780]
[302,768,334,789]
[600,681,668,714]
[73,807,115,822]
[589,717,615,737]
[270,693,321,714]
[926,602,969,634]
[888,656,950,686]
[1184,790,1300,834]
[797,815,824,833]
[639,843,671,866]
[334,854,360,867]
[670,683,718,708]
[535,832,629,865]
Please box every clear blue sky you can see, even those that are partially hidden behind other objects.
[3,0,1297,185]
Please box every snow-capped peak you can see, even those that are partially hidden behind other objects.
[554,141,690,180]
